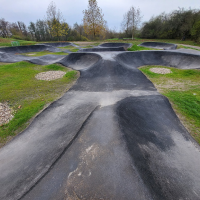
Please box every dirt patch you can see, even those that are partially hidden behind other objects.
[156,79,198,91]
[150,68,171,74]
[35,71,66,81]
[0,103,13,126]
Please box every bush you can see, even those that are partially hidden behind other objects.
[67,35,88,41]
[12,35,24,40]
[191,21,200,43]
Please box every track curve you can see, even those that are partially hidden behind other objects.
[99,42,132,48]
[139,42,177,50]
[0,45,200,200]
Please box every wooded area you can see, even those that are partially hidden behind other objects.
[140,8,200,42]
[1,0,200,42]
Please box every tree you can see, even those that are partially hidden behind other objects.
[74,23,84,40]
[28,22,37,41]
[83,0,106,39]
[121,11,132,37]
[46,1,68,40]
[191,20,200,42]
[0,18,9,38]
[121,6,142,39]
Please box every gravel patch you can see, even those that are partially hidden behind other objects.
[0,103,13,126]
[150,68,171,74]
[35,71,66,81]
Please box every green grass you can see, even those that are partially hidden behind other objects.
[58,46,79,52]
[73,42,101,47]
[128,44,157,51]
[177,45,200,51]
[0,62,79,144]
[20,51,68,57]
[58,45,74,49]
[65,70,77,79]
[82,45,95,48]
[140,65,200,144]
[70,48,79,52]
[107,38,119,41]
[0,37,37,47]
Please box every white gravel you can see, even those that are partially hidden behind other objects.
[150,68,171,74]
[0,103,13,126]
[35,71,66,81]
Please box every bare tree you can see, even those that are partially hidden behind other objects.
[121,12,132,37]
[121,7,142,39]
[83,0,106,39]
[46,1,68,40]
[0,18,10,38]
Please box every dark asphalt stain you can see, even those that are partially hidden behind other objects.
[116,95,198,200]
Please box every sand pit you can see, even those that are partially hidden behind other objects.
[150,68,171,74]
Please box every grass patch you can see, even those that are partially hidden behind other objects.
[128,44,157,51]
[70,48,79,52]
[73,42,101,47]
[177,45,200,51]
[0,37,37,47]
[139,65,200,144]
[82,45,95,48]
[107,38,119,41]
[20,51,68,57]
[65,70,77,79]
[58,46,79,52]
[58,45,74,49]
[0,61,79,145]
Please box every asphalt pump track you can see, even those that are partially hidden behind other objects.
[0,43,200,200]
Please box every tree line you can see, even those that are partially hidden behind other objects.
[0,0,116,41]
[140,8,200,42]
[1,0,200,43]
[0,0,141,42]
[0,2,88,42]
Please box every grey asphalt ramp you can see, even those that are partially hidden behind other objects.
[78,46,126,52]
[40,42,72,47]
[99,42,132,48]
[0,46,200,199]
[139,42,177,50]
[78,42,132,52]
[0,44,61,53]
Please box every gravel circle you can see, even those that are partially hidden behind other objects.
[150,68,171,74]
[35,71,66,81]
[0,103,13,126]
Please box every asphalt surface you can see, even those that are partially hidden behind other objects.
[139,42,177,50]
[0,43,200,200]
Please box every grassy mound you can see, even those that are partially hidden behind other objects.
[0,62,79,145]
[140,65,200,144]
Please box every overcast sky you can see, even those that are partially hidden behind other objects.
[1,0,200,31]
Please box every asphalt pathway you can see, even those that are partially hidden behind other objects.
[0,43,200,200]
